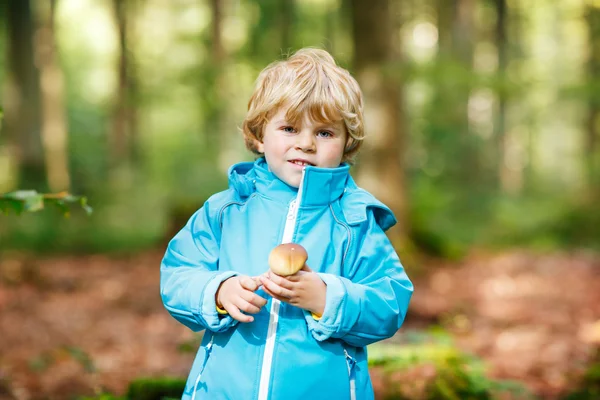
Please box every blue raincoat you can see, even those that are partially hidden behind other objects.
[161,157,413,400]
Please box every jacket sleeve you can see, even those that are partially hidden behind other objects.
[160,193,239,333]
[304,210,413,347]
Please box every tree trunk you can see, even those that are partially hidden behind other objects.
[211,0,224,63]
[438,0,475,62]
[436,0,477,182]
[585,4,600,196]
[351,0,407,241]
[281,0,294,52]
[210,0,228,168]
[324,6,334,53]
[453,0,475,65]
[437,0,453,56]
[494,0,508,192]
[110,0,138,176]
[511,0,531,191]
[3,0,46,190]
[36,0,71,191]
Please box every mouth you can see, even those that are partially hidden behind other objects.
[288,159,315,167]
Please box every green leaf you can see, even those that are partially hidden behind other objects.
[0,190,93,216]
[63,346,96,373]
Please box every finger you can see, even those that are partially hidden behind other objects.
[262,286,289,303]
[249,292,268,308]
[267,271,295,289]
[241,290,268,308]
[260,276,294,298]
[287,271,307,282]
[287,269,313,282]
[225,304,254,323]
[251,276,263,287]
[234,298,262,315]
[284,265,313,282]
[240,276,259,291]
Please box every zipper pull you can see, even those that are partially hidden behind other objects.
[344,349,356,368]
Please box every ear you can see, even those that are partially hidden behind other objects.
[256,138,265,154]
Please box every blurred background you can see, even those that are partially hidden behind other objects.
[0,0,599,399]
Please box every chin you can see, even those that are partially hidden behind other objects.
[283,177,300,188]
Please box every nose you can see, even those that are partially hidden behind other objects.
[295,130,316,153]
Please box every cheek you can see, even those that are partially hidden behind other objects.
[262,137,289,159]
[321,142,346,165]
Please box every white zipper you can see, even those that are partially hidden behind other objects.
[344,348,357,400]
[191,335,215,400]
[257,168,305,400]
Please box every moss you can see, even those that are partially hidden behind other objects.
[125,377,186,400]
[562,351,600,400]
[369,342,529,400]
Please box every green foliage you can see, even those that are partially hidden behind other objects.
[409,175,600,256]
[177,333,203,354]
[369,332,529,400]
[28,346,96,374]
[65,346,97,373]
[125,377,186,400]
[0,182,168,254]
[485,194,600,250]
[79,395,124,400]
[409,179,470,260]
[1,1,598,257]
[77,377,185,400]
[562,351,600,400]
[0,190,92,216]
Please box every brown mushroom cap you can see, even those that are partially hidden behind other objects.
[268,243,308,276]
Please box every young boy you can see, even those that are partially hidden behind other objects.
[160,48,413,400]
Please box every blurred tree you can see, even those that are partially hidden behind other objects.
[110,0,139,174]
[36,0,71,192]
[435,0,478,183]
[3,0,46,190]
[499,0,527,194]
[211,0,224,63]
[585,1,600,196]
[209,0,227,161]
[351,0,408,240]
[493,0,508,191]
[281,0,294,52]
[246,0,283,65]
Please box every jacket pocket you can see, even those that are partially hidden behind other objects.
[343,345,357,400]
[187,334,215,400]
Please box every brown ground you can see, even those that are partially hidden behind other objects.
[0,249,598,399]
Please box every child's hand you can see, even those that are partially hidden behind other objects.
[259,265,326,316]
[216,276,267,323]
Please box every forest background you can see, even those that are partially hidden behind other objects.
[0,0,599,399]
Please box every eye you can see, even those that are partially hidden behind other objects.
[280,126,296,134]
[317,130,334,138]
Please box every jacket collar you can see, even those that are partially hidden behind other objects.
[227,157,349,207]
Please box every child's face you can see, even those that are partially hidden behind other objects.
[257,106,347,188]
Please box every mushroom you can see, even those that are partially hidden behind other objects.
[268,243,308,276]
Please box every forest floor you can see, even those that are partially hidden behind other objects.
[0,249,599,399]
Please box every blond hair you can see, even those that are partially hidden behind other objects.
[242,48,364,163]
